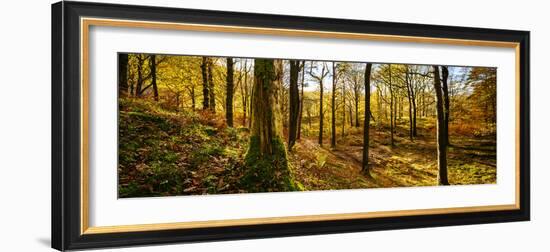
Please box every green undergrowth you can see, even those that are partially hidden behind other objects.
[241,136,299,192]
[118,98,248,197]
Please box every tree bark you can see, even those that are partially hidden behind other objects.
[389,64,394,146]
[136,55,145,97]
[297,62,305,140]
[355,92,360,127]
[243,59,294,192]
[432,66,450,185]
[441,66,450,146]
[405,69,413,141]
[331,62,337,148]
[249,59,278,154]
[242,60,249,127]
[225,57,234,127]
[150,55,159,102]
[208,58,216,113]
[411,83,418,137]
[118,53,129,97]
[201,57,210,110]
[319,77,324,146]
[342,74,346,138]
[288,60,300,149]
[190,85,195,110]
[362,63,373,174]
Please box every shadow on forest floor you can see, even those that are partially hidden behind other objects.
[290,123,496,190]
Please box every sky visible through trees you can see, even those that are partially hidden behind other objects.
[118,53,497,198]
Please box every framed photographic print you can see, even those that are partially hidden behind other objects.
[51,1,530,250]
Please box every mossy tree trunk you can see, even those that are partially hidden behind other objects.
[243,59,296,192]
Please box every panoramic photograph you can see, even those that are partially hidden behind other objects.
[117,53,497,198]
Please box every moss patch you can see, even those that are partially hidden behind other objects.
[241,136,298,192]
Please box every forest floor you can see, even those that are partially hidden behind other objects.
[291,121,496,191]
[118,98,496,198]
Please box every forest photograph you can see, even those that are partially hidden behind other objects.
[117,53,497,198]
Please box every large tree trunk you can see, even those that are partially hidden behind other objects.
[201,57,210,110]
[225,57,234,127]
[150,55,159,102]
[288,60,300,149]
[362,63,373,174]
[331,62,337,148]
[432,66,450,185]
[243,59,295,192]
[118,53,128,97]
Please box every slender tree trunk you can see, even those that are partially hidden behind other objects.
[348,101,357,128]
[412,85,417,137]
[190,86,195,111]
[307,108,312,135]
[342,76,345,138]
[150,55,159,102]
[201,57,210,110]
[288,60,300,149]
[441,66,450,146]
[225,57,234,127]
[136,55,144,97]
[242,60,249,127]
[355,94,360,127]
[362,63,373,174]
[432,66,450,185]
[406,70,413,141]
[118,53,128,97]
[377,88,383,127]
[208,58,216,113]
[274,60,284,137]
[389,64,394,146]
[331,62,337,148]
[319,81,324,146]
[297,62,305,140]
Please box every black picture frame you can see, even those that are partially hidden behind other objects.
[52,1,530,251]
